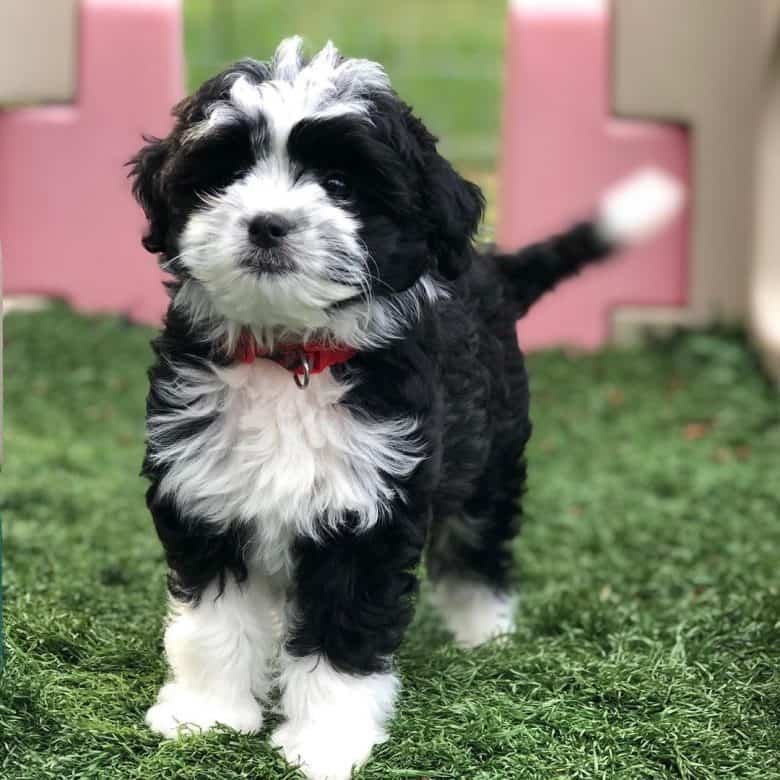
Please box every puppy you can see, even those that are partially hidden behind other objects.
[129,37,681,780]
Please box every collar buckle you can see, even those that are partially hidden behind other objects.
[293,351,312,390]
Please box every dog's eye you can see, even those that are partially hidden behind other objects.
[323,173,350,198]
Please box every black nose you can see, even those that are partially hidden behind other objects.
[248,214,292,249]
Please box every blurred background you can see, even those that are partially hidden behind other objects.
[183,0,504,222]
[4,0,776,354]
[2,2,780,778]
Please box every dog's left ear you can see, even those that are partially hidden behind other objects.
[128,135,171,255]
[405,112,485,279]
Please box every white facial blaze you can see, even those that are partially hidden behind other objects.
[261,35,390,143]
[180,162,366,330]
[178,37,393,332]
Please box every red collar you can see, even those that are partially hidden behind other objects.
[234,332,357,387]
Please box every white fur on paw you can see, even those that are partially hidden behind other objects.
[430,579,516,648]
[145,682,263,738]
[271,719,384,780]
[272,657,397,780]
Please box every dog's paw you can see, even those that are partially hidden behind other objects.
[430,579,516,648]
[271,719,383,780]
[145,682,263,738]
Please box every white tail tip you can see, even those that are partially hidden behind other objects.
[597,167,685,246]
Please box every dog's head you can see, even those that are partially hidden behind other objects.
[129,37,483,335]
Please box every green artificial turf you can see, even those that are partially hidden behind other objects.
[2,305,780,779]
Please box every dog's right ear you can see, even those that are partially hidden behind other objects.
[128,136,171,254]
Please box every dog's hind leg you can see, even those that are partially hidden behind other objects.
[427,444,526,648]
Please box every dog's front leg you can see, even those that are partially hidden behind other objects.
[145,573,279,738]
[144,495,281,738]
[272,512,424,780]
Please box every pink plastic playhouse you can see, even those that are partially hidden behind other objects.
[0,0,182,324]
[3,0,779,380]
[499,0,780,382]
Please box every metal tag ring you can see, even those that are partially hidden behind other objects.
[294,353,312,389]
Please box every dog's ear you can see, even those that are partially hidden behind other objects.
[424,157,485,278]
[404,111,485,279]
[128,136,171,255]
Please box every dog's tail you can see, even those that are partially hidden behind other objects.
[494,168,684,316]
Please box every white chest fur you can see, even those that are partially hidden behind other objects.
[148,359,422,573]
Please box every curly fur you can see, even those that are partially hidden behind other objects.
[129,37,681,780]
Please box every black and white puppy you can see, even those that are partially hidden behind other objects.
[129,37,681,780]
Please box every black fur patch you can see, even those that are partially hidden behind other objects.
[131,49,613,677]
